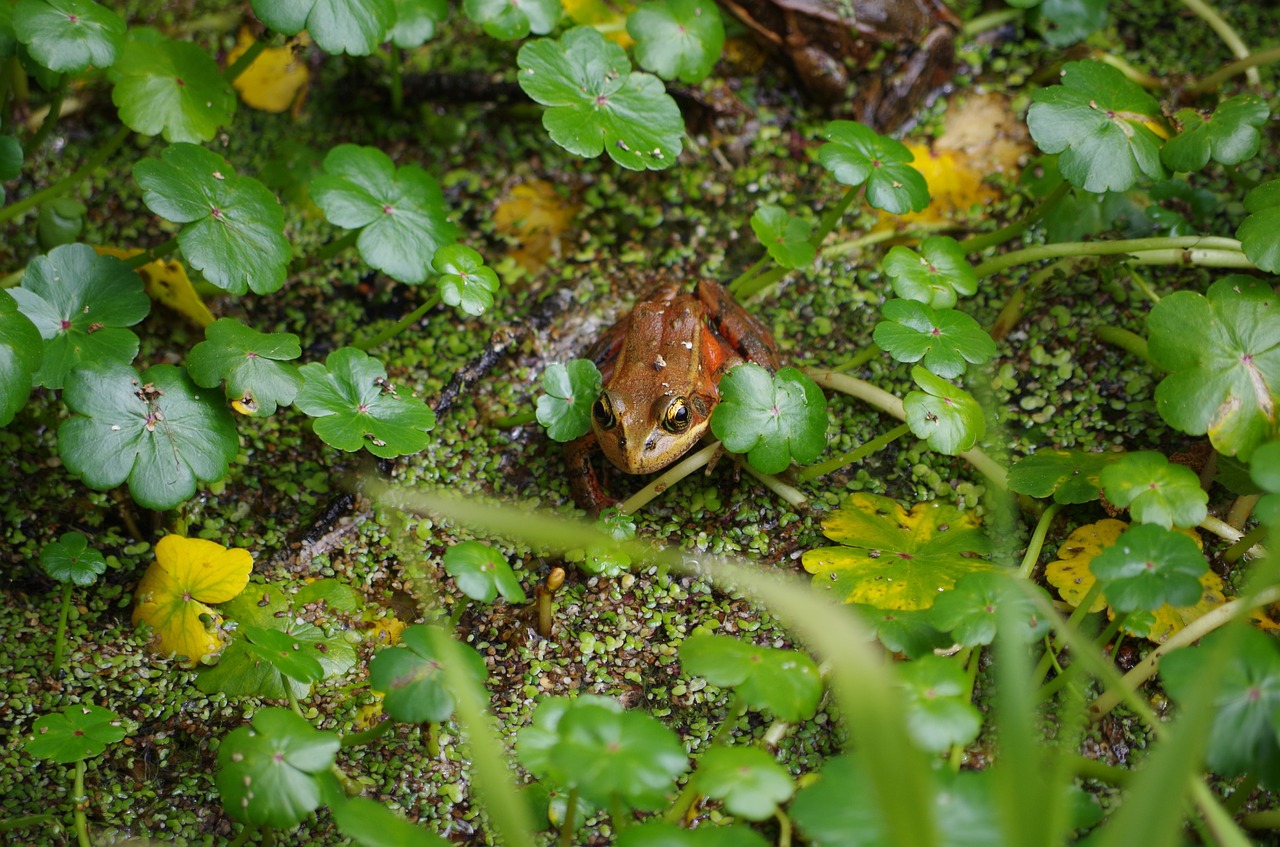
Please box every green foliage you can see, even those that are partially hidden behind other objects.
[1237,179,1280,273]
[25,704,126,763]
[0,289,41,426]
[536,359,602,443]
[627,0,724,84]
[1162,94,1269,172]
[390,0,448,47]
[897,655,982,753]
[903,366,985,455]
[927,571,1052,646]
[330,795,453,847]
[0,134,21,203]
[855,605,950,659]
[40,530,105,585]
[1034,0,1107,46]
[1007,448,1118,504]
[109,33,236,142]
[618,822,769,847]
[463,0,558,40]
[37,197,86,249]
[434,244,501,316]
[1088,523,1206,612]
[678,634,822,721]
[881,236,978,309]
[443,540,527,603]
[817,121,929,214]
[1251,440,1280,526]
[873,299,997,379]
[250,0,394,56]
[186,318,303,417]
[750,204,814,269]
[576,508,636,576]
[369,624,488,723]
[1099,451,1208,528]
[517,27,683,171]
[708,363,827,474]
[694,746,793,821]
[13,0,124,73]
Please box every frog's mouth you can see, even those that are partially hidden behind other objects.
[595,422,709,475]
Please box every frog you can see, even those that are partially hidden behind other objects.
[565,280,780,514]
[716,0,960,130]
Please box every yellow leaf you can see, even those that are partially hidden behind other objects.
[364,613,406,646]
[227,28,310,114]
[561,0,635,47]
[494,179,580,272]
[132,535,253,666]
[892,144,1000,226]
[94,246,214,328]
[353,697,385,730]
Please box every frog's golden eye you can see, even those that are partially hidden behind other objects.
[662,397,691,433]
[592,394,617,429]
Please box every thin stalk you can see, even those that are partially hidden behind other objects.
[988,258,1083,342]
[831,344,881,372]
[223,38,267,83]
[793,422,910,483]
[822,220,955,259]
[559,788,578,847]
[72,759,90,847]
[388,47,404,115]
[491,410,537,428]
[0,124,130,225]
[24,75,66,157]
[1125,266,1161,304]
[1225,523,1268,563]
[1178,0,1261,85]
[1191,776,1256,847]
[610,796,627,833]
[340,718,394,748]
[962,7,1021,37]
[1223,772,1259,815]
[1241,809,1280,830]
[1188,44,1280,94]
[446,598,469,631]
[959,181,1071,255]
[1127,247,1256,268]
[123,238,180,269]
[1093,52,1162,90]
[775,809,793,847]
[1033,579,1103,686]
[1202,514,1266,560]
[1094,325,1150,364]
[972,236,1244,279]
[618,442,716,515]
[293,230,359,272]
[736,457,809,507]
[1225,493,1259,532]
[664,694,746,825]
[1066,752,1133,786]
[734,184,861,300]
[1017,502,1062,580]
[52,583,72,675]
[354,294,442,351]
[727,254,771,295]
[947,647,981,771]
[286,684,302,717]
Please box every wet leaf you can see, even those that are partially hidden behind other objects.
[854,605,951,659]
[679,633,822,721]
[1090,522,1206,612]
[898,654,982,752]
[94,246,214,329]
[1237,179,1280,274]
[1099,450,1208,529]
[368,624,487,723]
[493,178,579,271]
[13,0,124,73]
[391,0,448,47]
[463,0,558,39]
[881,236,978,309]
[873,300,996,379]
[26,704,126,763]
[1037,0,1107,46]
[36,197,85,249]
[1162,94,1269,172]
[927,570,1052,646]
[627,0,724,84]
[694,747,793,821]
[186,318,303,417]
[818,121,929,214]
[536,359,601,443]
[750,204,814,270]
[250,0,394,56]
[240,624,326,685]
[40,530,106,586]
[433,244,500,316]
[802,492,992,611]
[1045,519,1125,613]
[227,27,309,113]
[330,795,452,847]
[709,363,827,474]
[215,707,340,827]
[903,366,985,455]
[0,290,41,426]
[442,540,527,603]
[1007,448,1118,505]
[109,34,237,142]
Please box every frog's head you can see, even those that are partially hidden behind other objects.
[590,388,714,474]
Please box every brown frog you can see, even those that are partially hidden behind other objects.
[717,0,960,129]
[565,280,780,514]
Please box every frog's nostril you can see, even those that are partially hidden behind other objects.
[645,439,657,451]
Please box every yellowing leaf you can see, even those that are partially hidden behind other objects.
[132,535,253,666]
[802,492,993,611]
[95,246,214,328]
[364,613,406,646]
[353,698,385,730]
[889,144,999,227]
[561,0,635,47]
[227,28,310,114]
[494,179,580,271]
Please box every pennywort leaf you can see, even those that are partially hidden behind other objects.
[40,530,106,586]
[26,704,126,763]
[1238,179,1280,274]
[1099,450,1209,529]
[536,359,602,443]
[1162,94,1269,172]
[750,204,815,270]
[13,0,124,73]
[627,0,724,84]
[881,236,978,309]
[463,0,558,40]
[434,244,500,316]
[186,319,302,417]
[873,299,996,379]
[249,0,395,56]
[369,625,488,723]
[903,366,985,455]
[0,289,42,425]
[709,363,827,474]
[215,707,340,827]
[817,120,929,214]
[110,35,237,143]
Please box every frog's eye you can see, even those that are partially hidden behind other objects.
[662,397,691,433]
[592,394,617,429]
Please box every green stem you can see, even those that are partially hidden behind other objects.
[388,47,404,115]
[793,422,910,483]
[123,237,181,269]
[0,124,130,226]
[1127,247,1256,268]
[446,598,469,631]
[354,294,442,351]
[822,221,955,260]
[1017,502,1062,580]
[340,718,395,748]
[223,38,268,84]
[0,815,55,833]
[492,410,537,428]
[52,583,72,676]
[72,759,90,847]
[947,647,981,771]
[735,456,809,507]
[961,7,1022,37]
[1093,53,1163,90]
[972,236,1244,279]
[811,184,863,248]
[610,795,628,833]
[1066,752,1133,786]
[1034,580,1104,688]
[294,230,360,273]
[727,254,771,295]
[959,181,1071,255]
[1241,809,1280,830]
[664,695,747,825]
[24,76,65,158]
[559,788,579,847]
[1225,523,1268,563]
[1189,44,1280,94]
[618,441,716,515]
[1125,266,1161,304]
[831,344,882,372]
[1178,0,1260,85]
[1224,772,1259,814]
[733,185,862,300]
[286,684,303,717]
[1094,325,1151,365]
[775,809,794,847]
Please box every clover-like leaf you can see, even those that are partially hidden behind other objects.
[311,144,457,284]
[13,0,124,73]
[695,746,793,821]
[1036,0,1107,46]
[131,535,252,665]
[239,624,325,685]
[517,27,683,171]
[517,695,688,810]
[618,822,770,847]
[897,654,982,752]
[817,120,929,214]
[802,492,993,610]
[110,36,237,142]
[26,704,126,763]
[750,204,814,269]
[10,243,149,390]
[442,540,527,604]
[59,362,239,510]
[873,300,996,379]
[463,0,558,39]
[37,197,86,250]
[1162,627,1280,788]
[1007,449,1119,505]
[215,707,340,828]
[536,359,602,443]
[0,289,41,425]
[927,571,1051,646]
[903,366,985,455]
[391,0,448,47]
[250,0,395,56]
[679,634,822,721]
[368,624,487,723]
[186,318,302,417]
[1237,179,1280,274]
[295,347,436,458]
[1147,275,1280,461]
[854,605,951,659]
[1099,450,1209,529]
[709,364,827,474]
[1162,94,1269,173]
[434,244,500,316]
[40,531,106,586]
[1089,522,1207,612]
[627,0,724,84]
[331,795,453,847]
[1026,60,1166,192]
[881,237,978,309]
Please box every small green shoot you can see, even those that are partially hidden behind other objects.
[110,34,237,142]
[817,120,929,214]
[750,204,815,269]
[463,0,558,39]
[873,299,997,379]
[434,244,501,316]
[903,366,985,455]
[249,0,394,56]
[368,624,488,723]
[881,236,978,309]
[443,540,527,603]
[1099,451,1209,529]
[1088,523,1207,612]
[186,318,303,417]
[626,0,724,84]
[1007,449,1118,504]
[708,363,827,474]
[678,634,822,721]
[0,290,41,425]
[1161,93,1269,172]
[40,531,106,675]
[694,747,794,821]
[536,359,601,443]
[36,197,86,248]
[13,0,124,73]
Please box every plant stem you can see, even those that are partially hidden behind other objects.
[1178,0,1261,85]
[559,788,578,847]
[286,684,302,717]
[123,237,181,269]
[1223,772,1259,814]
[340,718,394,748]
[1188,44,1280,94]
[354,294,441,351]
[1034,580,1103,687]
[960,181,1071,255]
[822,221,955,260]
[388,47,404,115]
[1093,52,1163,90]
[1128,247,1256,268]
[793,422,911,483]
[831,344,882,372]
[948,647,981,770]
[961,7,1022,36]
[1202,514,1267,560]
[223,38,267,83]
[1094,325,1150,364]
[735,457,809,507]
[972,236,1244,279]
[72,759,90,847]
[727,254,770,295]
[491,410,537,428]
[52,583,72,675]
[447,598,469,631]
[1017,502,1061,580]
[1241,809,1280,830]
[610,796,628,833]
[24,75,65,157]
[0,124,130,226]
[1225,523,1268,563]
[776,809,794,847]
[734,185,862,301]
[1125,266,1161,304]
[1066,752,1133,786]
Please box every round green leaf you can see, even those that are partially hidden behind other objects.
[40,530,105,585]
[241,624,326,685]
[331,795,453,847]
[1162,94,1269,172]
[1026,60,1166,192]
[627,0,724,84]
[854,605,951,659]
[1147,275,1280,461]
[13,0,124,73]
[576,508,636,577]
[679,633,822,721]
[134,143,290,295]
[463,0,558,40]
[442,540,527,604]
[881,236,978,308]
[37,197,86,249]
[536,359,602,443]
[926,571,1051,647]
[1007,448,1118,505]
[817,120,929,214]
[312,144,458,284]
[709,363,827,474]
[1099,450,1209,529]
[750,204,815,269]
[1089,523,1207,612]
[903,367,985,455]
[517,27,683,171]
[368,624,487,723]
[186,318,302,416]
[433,244,500,316]
[57,361,239,510]
[0,289,41,425]
[250,0,395,56]
[295,346,436,458]
[1036,0,1106,46]
[897,654,982,753]
[215,707,340,828]
[10,243,149,390]
[26,704,126,763]
[695,746,794,821]
[789,754,887,845]
[109,36,236,142]
[873,300,996,379]
[390,0,448,48]
[1238,179,1280,274]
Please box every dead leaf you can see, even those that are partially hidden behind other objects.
[95,246,214,328]
[494,179,580,272]
[227,28,310,114]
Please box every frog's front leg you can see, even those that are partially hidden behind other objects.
[565,433,618,516]
[696,280,781,371]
